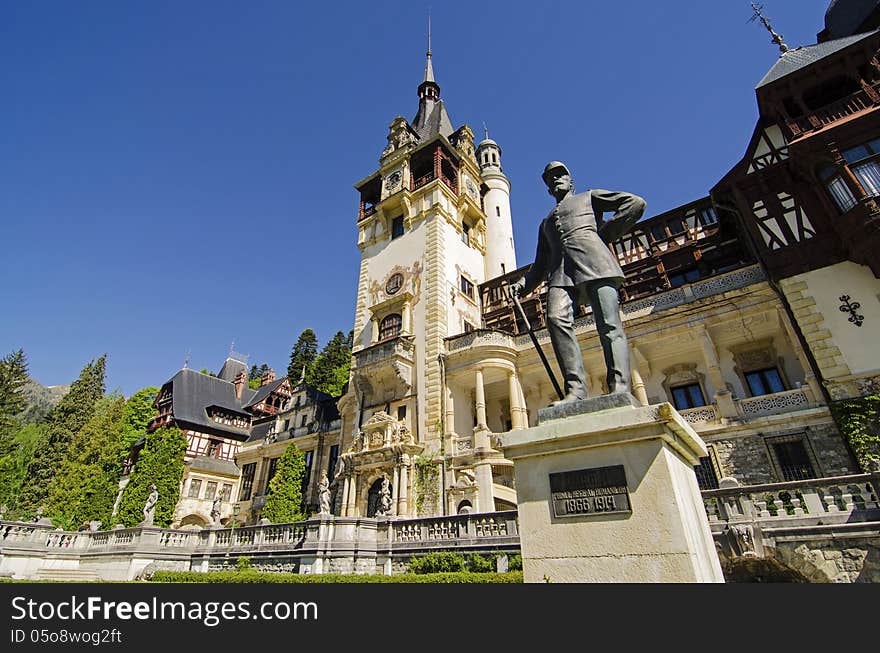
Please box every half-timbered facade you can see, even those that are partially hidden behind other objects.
[125,354,293,527]
[712,12,880,404]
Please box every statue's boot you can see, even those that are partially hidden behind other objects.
[551,391,587,407]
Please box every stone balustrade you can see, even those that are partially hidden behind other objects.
[701,473,879,524]
[675,388,817,427]
[0,511,520,580]
[737,388,811,417]
[3,473,877,581]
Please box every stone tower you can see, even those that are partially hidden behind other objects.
[477,133,516,279]
[335,39,509,518]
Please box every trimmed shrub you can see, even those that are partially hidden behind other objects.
[466,553,496,573]
[149,570,523,584]
[407,552,466,574]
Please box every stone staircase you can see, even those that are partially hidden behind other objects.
[33,568,102,581]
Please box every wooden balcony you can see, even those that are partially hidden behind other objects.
[787,82,880,139]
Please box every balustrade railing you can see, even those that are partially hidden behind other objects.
[390,511,518,546]
[737,388,811,417]
[787,85,879,137]
[701,474,879,524]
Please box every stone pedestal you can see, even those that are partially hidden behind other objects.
[498,398,723,583]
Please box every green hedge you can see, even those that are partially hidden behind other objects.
[149,570,523,584]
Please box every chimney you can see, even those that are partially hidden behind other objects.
[233,370,246,400]
[260,369,276,387]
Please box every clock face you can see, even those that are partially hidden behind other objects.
[466,177,478,199]
[386,171,401,191]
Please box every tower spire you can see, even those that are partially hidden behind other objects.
[424,12,435,83]
[749,3,790,54]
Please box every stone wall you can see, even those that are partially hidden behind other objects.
[771,537,880,583]
[708,420,856,485]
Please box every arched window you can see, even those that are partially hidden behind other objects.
[379,313,402,340]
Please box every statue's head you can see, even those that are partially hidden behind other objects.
[542,161,573,198]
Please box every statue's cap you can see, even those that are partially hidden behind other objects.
[542,161,570,184]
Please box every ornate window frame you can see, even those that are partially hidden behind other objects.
[661,363,708,409]
[729,338,789,398]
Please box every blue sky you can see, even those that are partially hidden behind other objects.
[1,1,832,395]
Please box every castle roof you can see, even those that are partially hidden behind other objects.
[757,30,878,88]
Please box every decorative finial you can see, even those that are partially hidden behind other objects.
[422,10,436,85]
[229,339,235,357]
[183,349,190,369]
[749,3,789,54]
[483,122,489,141]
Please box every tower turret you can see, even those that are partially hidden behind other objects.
[477,130,516,278]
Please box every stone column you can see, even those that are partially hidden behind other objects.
[518,380,529,427]
[475,368,488,431]
[508,370,526,429]
[697,325,737,418]
[346,473,358,517]
[402,298,412,335]
[629,346,649,407]
[371,317,379,343]
[445,386,455,436]
[392,465,400,517]
[398,462,409,516]
[474,461,495,513]
[341,475,351,516]
[778,308,824,404]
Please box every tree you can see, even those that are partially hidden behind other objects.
[307,331,351,397]
[247,363,270,390]
[0,349,29,438]
[46,396,127,530]
[116,425,187,528]
[260,442,307,523]
[287,329,318,386]
[0,422,46,517]
[119,387,159,464]
[17,355,107,519]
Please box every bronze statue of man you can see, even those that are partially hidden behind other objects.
[511,161,646,405]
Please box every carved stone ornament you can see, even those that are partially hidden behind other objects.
[351,411,412,452]
[385,170,402,192]
[382,117,415,158]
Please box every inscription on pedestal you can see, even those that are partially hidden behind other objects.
[549,465,631,518]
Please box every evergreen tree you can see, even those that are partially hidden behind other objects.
[287,329,318,386]
[116,425,187,528]
[0,423,46,517]
[307,331,351,397]
[17,355,107,519]
[0,349,29,438]
[260,442,307,523]
[47,396,127,530]
[119,387,158,464]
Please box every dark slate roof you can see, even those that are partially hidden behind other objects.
[168,368,252,437]
[412,98,455,140]
[243,378,286,409]
[187,456,241,477]
[218,356,247,383]
[246,420,275,443]
[757,30,878,87]
[824,0,880,40]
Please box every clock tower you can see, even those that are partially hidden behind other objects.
[334,40,515,518]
